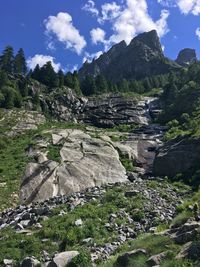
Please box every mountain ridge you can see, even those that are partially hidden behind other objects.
[79,30,197,83]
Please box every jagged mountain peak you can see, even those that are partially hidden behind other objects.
[78,30,179,82]
[130,30,163,55]
[176,48,197,66]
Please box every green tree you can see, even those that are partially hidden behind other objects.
[95,75,108,94]
[0,46,14,73]
[58,69,64,87]
[32,62,59,89]
[0,70,8,88]
[14,48,27,74]
[72,71,82,95]
[81,75,96,96]
[1,86,15,108]
[64,72,74,88]
[31,64,41,81]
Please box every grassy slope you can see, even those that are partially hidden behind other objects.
[0,182,198,266]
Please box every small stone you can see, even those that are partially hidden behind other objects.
[75,219,83,226]
[3,259,14,266]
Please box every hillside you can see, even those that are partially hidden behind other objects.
[1,31,200,267]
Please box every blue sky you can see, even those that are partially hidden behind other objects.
[0,0,200,72]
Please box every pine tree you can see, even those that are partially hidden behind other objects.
[81,75,96,96]
[0,70,8,88]
[32,62,59,89]
[40,61,59,88]
[1,86,15,108]
[31,64,41,81]
[95,75,108,94]
[72,71,82,95]
[64,72,74,88]
[58,70,64,87]
[0,46,14,73]
[143,77,152,91]
[14,48,27,74]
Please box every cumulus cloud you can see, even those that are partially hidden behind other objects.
[158,0,200,15]
[108,0,170,45]
[90,28,106,44]
[177,0,200,15]
[27,54,61,72]
[83,51,103,63]
[196,27,200,40]
[157,0,176,7]
[99,2,122,22]
[44,12,86,55]
[82,0,99,17]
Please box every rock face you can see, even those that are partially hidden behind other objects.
[48,251,79,267]
[20,129,127,203]
[78,30,180,83]
[79,95,151,127]
[176,48,197,66]
[153,137,200,178]
[1,110,46,137]
[20,97,163,203]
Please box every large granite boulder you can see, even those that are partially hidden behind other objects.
[20,129,127,204]
[153,137,200,178]
[47,251,79,267]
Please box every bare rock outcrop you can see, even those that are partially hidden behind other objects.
[20,129,127,204]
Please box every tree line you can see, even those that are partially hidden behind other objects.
[0,44,171,109]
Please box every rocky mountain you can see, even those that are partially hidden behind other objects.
[1,32,200,267]
[176,48,197,66]
[78,30,180,82]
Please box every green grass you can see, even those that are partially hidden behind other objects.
[120,156,135,172]
[47,144,62,162]
[0,184,148,264]
[0,181,199,267]
[98,234,195,267]
[0,131,36,211]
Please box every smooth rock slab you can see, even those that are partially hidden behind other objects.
[47,251,79,267]
[20,129,127,203]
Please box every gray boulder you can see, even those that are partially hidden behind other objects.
[153,137,200,177]
[114,249,147,267]
[47,251,79,267]
[147,252,168,266]
[20,129,127,203]
[20,257,40,267]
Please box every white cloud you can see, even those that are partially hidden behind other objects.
[83,51,103,63]
[27,54,61,72]
[177,0,200,15]
[157,0,176,7]
[99,2,121,22]
[108,0,170,45]
[44,12,86,55]
[158,0,200,15]
[196,27,200,40]
[90,28,106,44]
[82,0,99,17]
